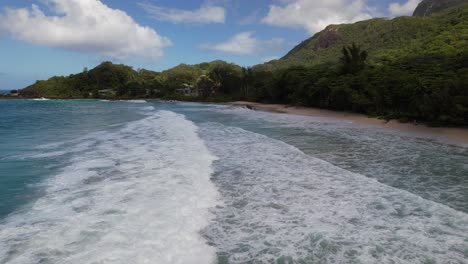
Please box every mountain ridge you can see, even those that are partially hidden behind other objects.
[256,0,468,70]
[413,0,468,16]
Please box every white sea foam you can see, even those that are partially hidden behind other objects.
[213,104,468,213]
[140,106,156,115]
[142,106,155,111]
[200,123,468,263]
[28,150,68,158]
[11,131,109,161]
[0,111,220,264]
[122,99,147,103]
[215,105,348,126]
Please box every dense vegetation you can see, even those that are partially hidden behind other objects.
[247,50,468,126]
[19,2,468,126]
[20,60,245,101]
[257,2,468,70]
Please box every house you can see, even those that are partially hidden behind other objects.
[175,84,199,97]
[98,89,116,97]
[145,88,161,96]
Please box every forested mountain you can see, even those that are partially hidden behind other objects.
[256,1,467,70]
[414,0,468,16]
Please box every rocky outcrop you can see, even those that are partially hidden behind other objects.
[314,28,342,51]
[413,0,468,16]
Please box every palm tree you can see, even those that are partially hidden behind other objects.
[340,43,368,74]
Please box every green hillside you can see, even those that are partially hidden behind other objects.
[20,60,243,100]
[414,0,468,16]
[256,3,468,70]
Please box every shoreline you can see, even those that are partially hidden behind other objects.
[228,101,468,146]
[3,98,467,145]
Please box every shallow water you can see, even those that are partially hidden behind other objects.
[0,100,467,263]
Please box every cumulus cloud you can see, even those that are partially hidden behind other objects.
[202,32,285,55]
[202,32,258,55]
[262,0,373,34]
[388,0,421,16]
[0,0,171,58]
[139,3,225,24]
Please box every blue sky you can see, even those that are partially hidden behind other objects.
[0,0,420,89]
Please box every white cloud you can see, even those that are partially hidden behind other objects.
[0,0,171,59]
[139,3,225,24]
[202,32,258,55]
[202,32,285,55]
[262,0,374,35]
[388,0,420,16]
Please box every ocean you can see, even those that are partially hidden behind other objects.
[0,99,467,263]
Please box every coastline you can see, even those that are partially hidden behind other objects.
[3,98,467,145]
[228,101,468,146]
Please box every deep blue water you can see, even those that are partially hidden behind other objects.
[0,99,467,263]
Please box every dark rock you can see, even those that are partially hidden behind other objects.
[314,28,342,51]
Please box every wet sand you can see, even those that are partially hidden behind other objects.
[228,101,468,145]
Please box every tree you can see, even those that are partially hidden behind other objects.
[209,64,242,95]
[340,43,368,74]
[196,75,216,98]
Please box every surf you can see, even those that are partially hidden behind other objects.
[199,123,468,263]
[0,110,220,264]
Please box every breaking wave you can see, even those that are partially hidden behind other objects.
[0,111,220,264]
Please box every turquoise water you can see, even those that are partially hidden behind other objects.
[0,100,467,263]
[0,100,148,217]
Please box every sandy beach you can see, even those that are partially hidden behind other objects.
[228,101,468,145]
